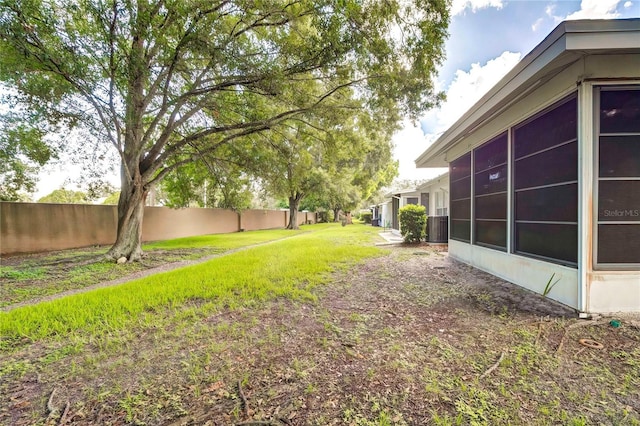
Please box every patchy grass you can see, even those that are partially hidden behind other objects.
[0,228,306,308]
[1,226,638,425]
[0,224,382,347]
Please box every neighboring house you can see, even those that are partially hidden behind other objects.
[381,188,422,231]
[416,173,450,217]
[417,173,450,243]
[415,19,639,313]
[373,172,451,242]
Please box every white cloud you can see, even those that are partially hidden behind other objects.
[565,0,622,20]
[531,17,544,32]
[394,51,521,179]
[451,0,503,16]
[424,51,522,135]
[623,1,633,7]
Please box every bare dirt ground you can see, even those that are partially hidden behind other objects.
[2,244,639,425]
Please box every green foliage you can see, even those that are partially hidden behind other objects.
[160,149,253,210]
[0,0,449,257]
[399,204,426,243]
[542,273,561,297]
[1,229,300,308]
[38,188,89,204]
[360,211,373,224]
[102,192,120,205]
[143,229,297,250]
[0,114,56,201]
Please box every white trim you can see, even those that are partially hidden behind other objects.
[592,82,640,271]
[507,128,513,254]
[578,81,593,313]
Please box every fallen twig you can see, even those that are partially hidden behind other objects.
[534,321,545,346]
[235,422,279,426]
[58,401,70,425]
[480,351,505,379]
[573,347,586,358]
[238,380,249,418]
[47,388,57,414]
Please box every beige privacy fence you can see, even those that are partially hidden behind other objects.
[0,202,316,256]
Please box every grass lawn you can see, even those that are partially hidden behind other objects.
[0,227,305,308]
[0,223,382,346]
[1,223,639,425]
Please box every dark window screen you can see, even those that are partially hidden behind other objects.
[406,197,418,205]
[476,193,507,220]
[599,136,640,178]
[475,165,507,196]
[513,95,578,266]
[596,88,640,266]
[476,220,507,248]
[516,223,578,264]
[451,219,471,241]
[450,153,471,242]
[474,133,507,249]
[515,184,578,223]
[598,224,640,264]
[513,97,577,159]
[598,181,640,221]
[514,141,578,190]
[600,89,640,134]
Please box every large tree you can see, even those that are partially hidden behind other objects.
[0,0,448,260]
[253,121,329,229]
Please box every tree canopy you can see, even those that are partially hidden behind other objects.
[0,113,56,201]
[37,188,90,204]
[0,0,449,260]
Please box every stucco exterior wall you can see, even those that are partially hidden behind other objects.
[240,210,286,231]
[0,202,313,255]
[448,240,579,309]
[142,206,239,241]
[1,202,118,256]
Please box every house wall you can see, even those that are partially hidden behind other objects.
[449,240,579,309]
[380,202,392,228]
[418,175,450,217]
[442,54,640,313]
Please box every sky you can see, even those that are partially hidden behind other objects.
[31,0,640,198]
[393,0,640,182]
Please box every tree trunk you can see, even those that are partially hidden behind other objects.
[106,174,148,262]
[287,193,303,230]
[333,207,340,222]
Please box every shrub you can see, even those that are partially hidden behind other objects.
[399,204,426,243]
[317,211,329,223]
[360,211,373,224]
